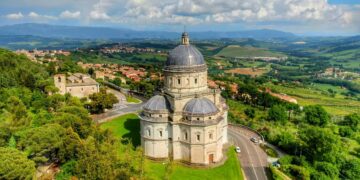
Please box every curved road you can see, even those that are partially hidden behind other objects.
[228,126,268,180]
[91,89,145,123]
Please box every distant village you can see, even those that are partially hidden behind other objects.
[317,67,360,81]
[232,56,288,61]
[77,62,151,82]
[99,44,164,54]
[15,49,70,63]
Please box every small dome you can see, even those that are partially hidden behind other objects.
[183,98,218,116]
[143,95,170,112]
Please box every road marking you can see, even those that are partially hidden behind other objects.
[229,130,259,180]
[239,132,268,179]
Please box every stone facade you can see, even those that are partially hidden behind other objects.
[54,73,99,98]
[140,33,228,165]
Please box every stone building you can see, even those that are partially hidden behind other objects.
[54,73,99,98]
[140,32,228,165]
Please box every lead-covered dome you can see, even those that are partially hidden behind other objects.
[143,95,170,112]
[165,45,205,67]
[183,97,218,116]
[165,32,206,70]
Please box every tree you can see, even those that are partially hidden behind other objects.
[16,124,67,164]
[299,126,341,163]
[75,136,124,179]
[338,126,354,137]
[7,135,16,148]
[315,161,339,179]
[53,109,94,138]
[88,88,119,114]
[304,105,330,127]
[341,158,360,180]
[285,103,300,120]
[5,96,30,128]
[0,147,36,180]
[268,105,287,124]
[244,108,255,119]
[342,113,360,131]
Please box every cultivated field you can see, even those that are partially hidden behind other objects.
[265,83,360,116]
[225,67,268,77]
[216,45,284,58]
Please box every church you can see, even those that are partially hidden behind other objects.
[140,32,228,165]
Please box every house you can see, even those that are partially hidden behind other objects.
[54,73,99,98]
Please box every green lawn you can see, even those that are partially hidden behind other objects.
[100,114,244,180]
[126,96,141,103]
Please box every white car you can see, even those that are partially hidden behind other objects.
[235,146,241,153]
[250,137,259,143]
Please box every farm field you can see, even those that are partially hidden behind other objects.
[225,67,268,77]
[216,45,284,58]
[100,114,243,180]
[265,83,360,116]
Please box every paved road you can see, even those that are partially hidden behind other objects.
[228,126,268,180]
[91,89,145,123]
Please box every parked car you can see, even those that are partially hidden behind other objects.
[235,146,241,153]
[250,137,259,143]
[272,161,281,168]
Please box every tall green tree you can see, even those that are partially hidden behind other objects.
[16,124,67,164]
[304,105,330,127]
[88,88,119,114]
[0,147,36,180]
[244,108,256,119]
[341,158,360,180]
[342,113,360,131]
[268,105,287,124]
[299,126,341,163]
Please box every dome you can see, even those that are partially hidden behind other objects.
[165,45,205,68]
[183,98,218,116]
[143,95,170,112]
[165,32,205,69]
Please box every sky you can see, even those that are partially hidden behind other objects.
[0,0,359,36]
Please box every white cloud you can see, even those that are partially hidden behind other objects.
[1,0,358,34]
[84,0,358,29]
[28,12,40,18]
[5,12,24,20]
[60,10,81,19]
[28,11,57,20]
[89,0,112,20]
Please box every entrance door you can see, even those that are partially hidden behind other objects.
[209,154,214,163]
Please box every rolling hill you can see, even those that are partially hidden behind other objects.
[0,23,296,40]
[216,45,285,58]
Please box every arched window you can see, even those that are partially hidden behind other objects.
[147,129,151,136]
[178,78,181,85]
[159,130,163,137]
[209,132,213,140]
[184,131,188,140]
[197,134,200,141]
[58,76,61,82]
[195,78,198,84]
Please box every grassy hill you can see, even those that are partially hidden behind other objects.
[216,45,285,58]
